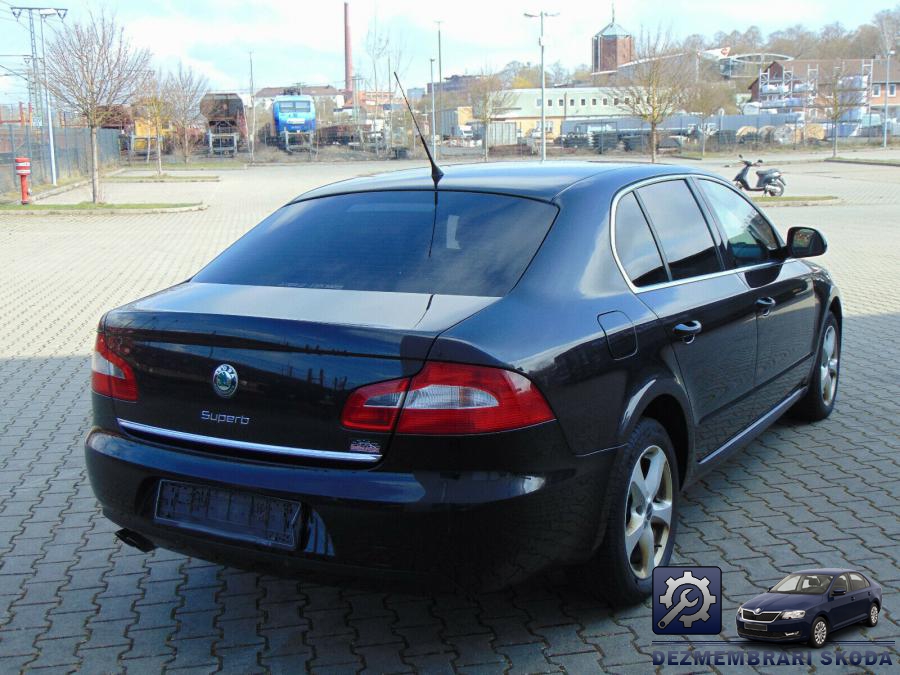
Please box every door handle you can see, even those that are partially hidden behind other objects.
[756,297,776,316]
[673,320,702,343]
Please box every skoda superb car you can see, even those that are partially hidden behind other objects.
[737,569,882,647]
[85,162,842,605]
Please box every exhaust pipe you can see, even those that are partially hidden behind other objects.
[115,528,156,553]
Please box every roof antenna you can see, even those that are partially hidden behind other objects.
[394,71,443,187]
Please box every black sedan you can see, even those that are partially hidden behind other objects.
[737,569,882,647]
[86,162,842,605]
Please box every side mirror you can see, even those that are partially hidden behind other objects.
[787,227,827,258]
[832,586,847,596]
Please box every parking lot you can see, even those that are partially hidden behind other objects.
[1,157,899,673]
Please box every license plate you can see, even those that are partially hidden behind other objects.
[743,621,767,631]
[154,480,303,550]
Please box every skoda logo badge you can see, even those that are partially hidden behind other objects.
[212,364,239,399]
[754,608,762,615]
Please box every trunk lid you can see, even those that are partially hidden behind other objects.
[105,282,497,463]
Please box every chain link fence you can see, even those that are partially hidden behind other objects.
[1,123,121,195]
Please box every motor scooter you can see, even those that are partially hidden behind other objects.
[733,155,786,196]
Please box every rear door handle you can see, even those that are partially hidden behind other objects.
[756,297,776,316]
[673,321,702,342]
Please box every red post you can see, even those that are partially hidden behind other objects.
[15,157,31,205]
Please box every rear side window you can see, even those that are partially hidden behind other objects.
[614,192,667,287]
[637,180,722,281]
[699,180,780,267]
[848,573,869,591]
[194,191,558,296]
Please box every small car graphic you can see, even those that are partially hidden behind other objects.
[736,569,882,647]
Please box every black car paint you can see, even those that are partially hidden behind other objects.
[85,161,841,589]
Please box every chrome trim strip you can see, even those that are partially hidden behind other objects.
[117,419,380,463]
[699,388,805,466]
[608,174,789,294]
[741,609,781,623]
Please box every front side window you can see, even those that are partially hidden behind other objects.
[699,180,780,267]
[614,192,667,287]
[194,191,558,297]
[636,180,722,280]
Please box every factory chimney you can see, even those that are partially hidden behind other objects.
[344,2,353,94]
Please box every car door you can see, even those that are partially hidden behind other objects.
[695,179,818,415]
[616,178,760,460]
[827,574,857,628]
[847,573,874,622]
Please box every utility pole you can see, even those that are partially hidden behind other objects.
[249,50,256,163]
[435,20,443,159]
[11,6,67,185]
[525,10,558,161]
[430,58,437,156]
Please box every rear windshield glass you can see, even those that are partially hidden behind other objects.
[193,191,558,296]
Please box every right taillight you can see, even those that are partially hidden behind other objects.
[91,333,138,401]
[340,362,555,435]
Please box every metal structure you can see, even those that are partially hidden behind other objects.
[199,92,246,156]
[524,10,558,161]
[10,6,67,185]
[429,58,437,155]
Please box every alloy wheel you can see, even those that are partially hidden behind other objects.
[624,445,673,579]
[813,619,827,646]
[871,604,879,626]
[819,325,839,405]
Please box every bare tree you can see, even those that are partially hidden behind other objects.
[167,62,208,164]
[682,80,735,157]
[469,70,514,160]
[874,6,900,56]
[818,61,867,157]
[365,15,390,156]
[43,10,151,202]
[614,28,691,162]
[138,70,172,176]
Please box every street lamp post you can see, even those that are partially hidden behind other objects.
[435,20,443,160]
[430,58,437,156]
[524,10,558,161]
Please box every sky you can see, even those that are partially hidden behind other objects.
[0,0,892,102]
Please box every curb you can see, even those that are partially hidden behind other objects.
[751,198,842,208]
[106,176,221,183]
[824,158,900,168]
[0,203,208,216]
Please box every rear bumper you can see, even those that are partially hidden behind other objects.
[85,428,617,590]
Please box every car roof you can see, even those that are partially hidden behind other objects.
[791,568,859,575]
[292,161,708,203]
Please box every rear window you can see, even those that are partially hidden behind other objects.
[193,191,558,296]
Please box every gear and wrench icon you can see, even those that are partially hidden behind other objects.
[658,570,718,628]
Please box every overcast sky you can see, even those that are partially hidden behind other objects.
[0,0,891,101]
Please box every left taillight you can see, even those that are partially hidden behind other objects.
[341,362,555,435]
[91,333,138,401]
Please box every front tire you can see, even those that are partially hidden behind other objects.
[791,312,840,421]
[809,617,828,648]
[574,418,679,606]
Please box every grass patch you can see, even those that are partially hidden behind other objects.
[0,201,202,210]
[752,195,838,203]
[106,173,219,182]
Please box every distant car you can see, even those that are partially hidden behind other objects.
[85,162,842,605]
[737,569,882,647]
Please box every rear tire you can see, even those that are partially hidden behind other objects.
[866,602,879,627]
[573,418,679,606]
[791,312,840,421]
[767,182,785,196]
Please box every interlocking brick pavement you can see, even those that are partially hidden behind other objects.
[1,159,899,673]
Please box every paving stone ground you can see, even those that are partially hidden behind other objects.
[0,157,898,674]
